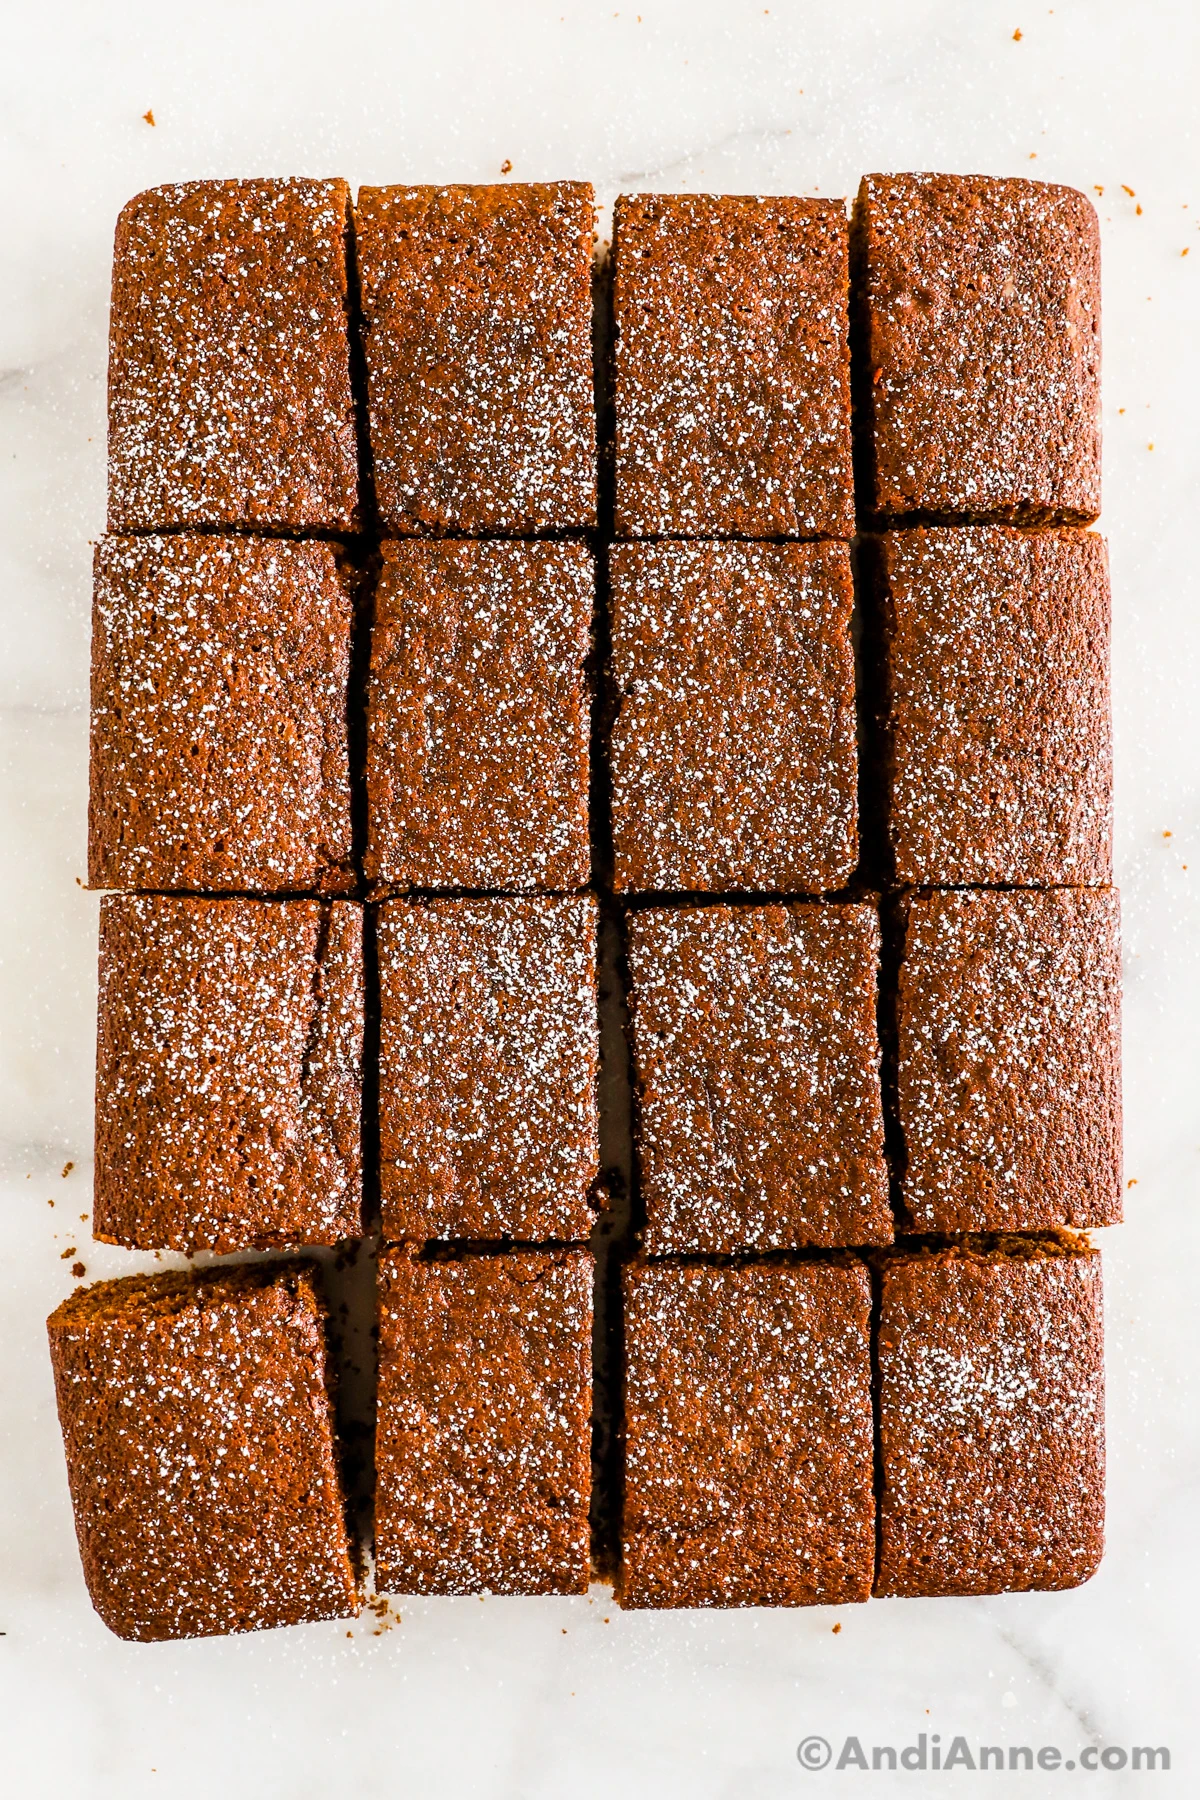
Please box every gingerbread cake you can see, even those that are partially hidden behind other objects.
[374,1248,593,1595]
[875,1238,1105,1597]
[621,1259,875,1608]
[872,525,1112,886]
[625,903,891,1253]
[356,182,596,535]
[377,895,599,1242]
[853,172,1101,523]
[608,540,858,894]
[47,1262,360,1640]
[107,179,359,533]
[89,534,355,894]
[612,192,854,538]
[365,539,592,891]
[895,887,1122,1235]
[93,895,363,1254]
[60,166,1121,1627]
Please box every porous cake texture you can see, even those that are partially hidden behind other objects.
[626,903,891,1253]
[608,541,858,894]
[365,540,592,891]
[377,896,600,1242]
[374,1248,593,1596]
[876,1240,1105,1597]
[854,172,1101,523]
[67,167,1120,1627]
[107,179,359,532]
[356,182,596,534]
[874,525,1112,886]
[89,534,355,894]
[47,1263,360,1641]
[620,1259,876,1608]
[613,192,854,538]
[93,895,363,1254]
[895,887,1122,1235]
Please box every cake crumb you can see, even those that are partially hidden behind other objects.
[142,109,155,125]
[1013,28,1023,39]
[62,1162,74,1179]
[60,1247,77,1260]
[832,1623,842,1634]
[72,1263,86,1279]
[500,159,512,174]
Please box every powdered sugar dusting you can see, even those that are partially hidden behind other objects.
[877,1247,1104,1596]
[89,534,355,893]
[94,895,363,1253]
[47,1265,360,1641]
[377,896,599,1240]
[356,183,596,534]
[366,540,592,890]
[613,192,854,538]
[897,888,1122,1233]
[883,526,1112,885]
[858,173,1101,521]
[621,1260,875,1608]
[609,540,857,892]
[627,903,891,1252]
[375,1249,593,1596]
[107,179,359,531]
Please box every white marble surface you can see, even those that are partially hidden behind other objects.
[2,1,1198,1794]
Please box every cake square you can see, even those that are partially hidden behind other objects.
[620,1259,875,1609]
[356,182,596,534]
[626,903,891,1253]
[896,888,1122,1234]
[365,540,592,891]
[876,1241,1105,1597]
[94,895,363,1254]
[375,1248,593,1595]
[612,192,854,539]
[609,541,858,894]
[47,1263,360,1641]
[378,896,599,1242]
[107,179,359,532]
[854,173,1101,523]
[89,535,355,894]
[875,526,1112,886]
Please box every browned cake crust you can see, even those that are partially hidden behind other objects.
[620,1259,875,1608]
[107,180,359,532]
[365,540,592,890]
[896,888,1122,1234]
[854,173,1101,523]
[612,193,855,539]
[374,1248,593,1596]
[875,526,1112,886]
[356,182,597,534]
[609,541,858,894]
[89,535,355,893]
[875,1240,1105,1597]
[47,1263,360,1641]
[377,897,599,1242]
[93,895,363,1253]
[626,904,892,1253]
